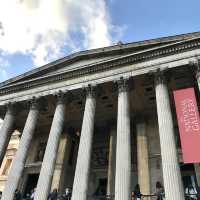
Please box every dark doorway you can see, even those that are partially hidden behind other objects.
[94,178,107,196]
[23,174,39,197]
[181,163,197,189]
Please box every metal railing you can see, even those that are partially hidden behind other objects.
[87,194,200,200]
[19,193,200,200]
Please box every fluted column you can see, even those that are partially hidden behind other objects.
[155,71,184,200]
[136,121,150,197]
[34,93,66,200]
[71,86,96,200]
[0,104,16,166]
[195,61,200,91]
[115,79,131,200]
[1,99,40,200]
[51,133,69,192]
[107,125,116,197]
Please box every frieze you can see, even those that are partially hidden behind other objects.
[0,37,200,95]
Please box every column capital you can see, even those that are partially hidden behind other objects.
[29,97,41,110]
[116,77,130,93]
[189,58,200,79]
[54,90,68,105]
[83,84,96,98]
[153,68,168,86]
[6,102,16,114]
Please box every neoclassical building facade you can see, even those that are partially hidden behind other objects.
[0,32,200,200]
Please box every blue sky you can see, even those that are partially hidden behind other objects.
[0,0,200,83]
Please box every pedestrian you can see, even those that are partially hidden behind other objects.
[24,193,31,200]
[185,184,197,200]
[131,191,135,200]
[0,191,2,200]
[196,185,200,200]
[48,188,58,200]
[30,188,36,200]
[65,188,71,200]
[14,189,22,200]
[155,181,164,200]
[133,184,142,200]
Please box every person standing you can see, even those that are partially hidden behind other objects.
[133,184,142,200]
[155,182,164,200]
[185,184,197,200]
[65,188,72,200]
[48,188,58,200]
[196,185,200,200]
[30,188,36,200]
[14,189,22,200]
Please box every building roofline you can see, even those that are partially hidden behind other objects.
[1,31,200,87]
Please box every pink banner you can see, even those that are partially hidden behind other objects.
[173,88,200,163]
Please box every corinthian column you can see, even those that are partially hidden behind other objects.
[1,99,40,200]
[195,60,200,91]
[107,125,116,197]
[0,104,16,166]
[115,78,131,200]
[136,121,150,197]
[155,70,184,200]
[71,86,96,200]
[34,93,66,200]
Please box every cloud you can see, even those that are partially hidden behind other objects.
[0,0,124,67]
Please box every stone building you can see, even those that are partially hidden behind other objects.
[0,130,20,191]
[0,32,200,200]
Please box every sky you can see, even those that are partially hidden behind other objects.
[0,0,200,83]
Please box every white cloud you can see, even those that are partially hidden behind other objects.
[0,0,123,67]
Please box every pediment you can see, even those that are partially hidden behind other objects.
[1,31,200,89]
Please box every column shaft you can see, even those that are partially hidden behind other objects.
[107,127,116,197]
[136,122,150,196]
[0,105,15,166]
[155,73,184,200]
[1,102,39,200]
[71,89,96,200]
[115,80,131,200]
[51,133,69,192]
[34,98,66,200]
[194,164,200,186]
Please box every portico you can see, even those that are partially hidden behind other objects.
[0,32,200,200]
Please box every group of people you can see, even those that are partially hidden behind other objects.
[0,188,72,200]
[131,181,164,200]
[131,182,200,200]
[0,183,200,200]
[185,184,200,200]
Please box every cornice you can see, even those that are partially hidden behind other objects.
[0,37,200,95]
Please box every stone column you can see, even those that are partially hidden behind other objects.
[115,79,131,200]
[155,71,184,200]
[195,61,200,91]
[107,125,116,197]
[51,133,70,192]
[71,86,96,200]
[136,121,150,197]
[0,104,16,166]
[34,93,66,200]
[1,99,40,200]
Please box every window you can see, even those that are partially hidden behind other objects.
[68,140,75,166]
[35,142,47,162]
